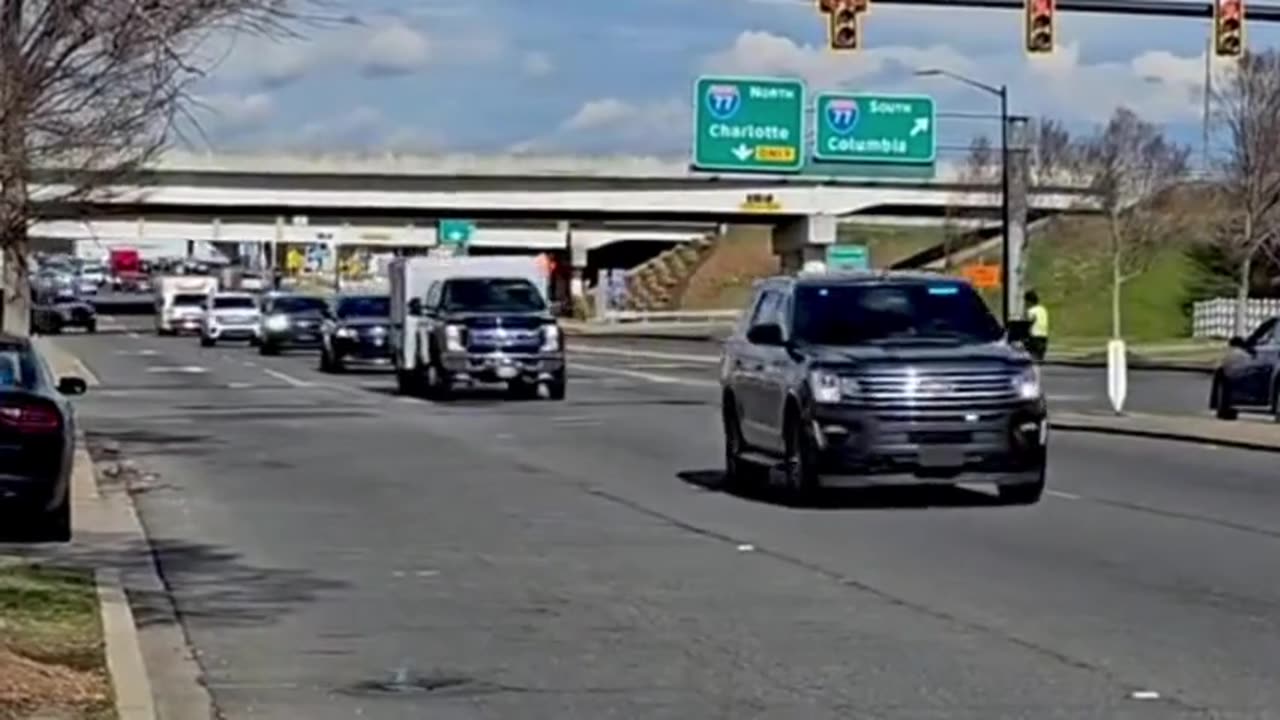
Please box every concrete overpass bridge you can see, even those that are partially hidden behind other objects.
[30,151,1101,273]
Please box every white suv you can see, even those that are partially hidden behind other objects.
[200,292,261,347]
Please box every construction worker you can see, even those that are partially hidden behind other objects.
[1024,290,1050,362]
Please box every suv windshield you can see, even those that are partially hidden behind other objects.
[173,294,206,307]
[337,296,390,318]
[441,278,545,313]
[270,297,328,314]
[213,296,257,309]
[792,281,1003,346]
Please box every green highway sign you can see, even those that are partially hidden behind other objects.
[814,93,936,165]
[692,76,805,173]
[826,244,870,271]
[438,219,475,246]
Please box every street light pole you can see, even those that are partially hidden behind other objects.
[914,68,1013,325]
[998,84,1010,326]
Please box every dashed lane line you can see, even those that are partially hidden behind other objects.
[261,367,314,388]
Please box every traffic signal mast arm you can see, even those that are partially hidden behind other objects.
[832,0,1280,20]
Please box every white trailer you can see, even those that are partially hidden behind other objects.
[154,275,218,335]
[388,255,559,397]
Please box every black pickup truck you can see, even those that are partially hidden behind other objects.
[405,276,565,400]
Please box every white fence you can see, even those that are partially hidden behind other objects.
[1192,297,1280,338]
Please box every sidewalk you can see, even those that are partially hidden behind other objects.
[2,339,210,720]
[1053,410,1280,452]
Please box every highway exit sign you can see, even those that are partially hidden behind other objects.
[692,76,805,173]
[438,219,475,246]
[814,93,936,165]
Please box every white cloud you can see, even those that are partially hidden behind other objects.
[360,22,432,76]
[522,51,554,78]
[514,97,688,155]
[703,30,1206,126]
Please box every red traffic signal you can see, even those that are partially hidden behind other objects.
[1025,0,1055,54]
[828,0,860,50]
[1215,0,1244,57]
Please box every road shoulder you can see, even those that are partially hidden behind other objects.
[26,335,214,720]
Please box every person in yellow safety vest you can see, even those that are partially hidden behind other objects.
[1024,290,1050,362]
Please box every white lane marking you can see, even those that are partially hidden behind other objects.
[146,365,207,374]
[1047,490,1080,500]
[573,362,718,388]
[631,362,709,370]
[227,382,255,389]
[1047,394,1095,402]
[571,345,719,364]
[116,349,160,356]
[99,318,128,332]
[261,367,313,387]
[127,331,140,339]
[1129,691,1161,701]
[242,361,257,367]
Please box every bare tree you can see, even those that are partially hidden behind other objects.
[940,135,995,271]
[1030,117,1076,185]
[1076,107,1191,338]
[1210,50,1280,337]
[0,0,316,335]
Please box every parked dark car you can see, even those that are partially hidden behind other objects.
[0,334,87,542]
[30,287,97,335]
[1210,316,1280,420]
[719,272,1047,504]
[258,294,329,355]
[320,294,392,372]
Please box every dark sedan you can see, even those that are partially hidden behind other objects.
[320,294,392,372]
[258,294,329,355]
[0,334,87,542]
[31,289,97,335]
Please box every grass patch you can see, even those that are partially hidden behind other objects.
[0,563,114,720]
[838,224,943,268]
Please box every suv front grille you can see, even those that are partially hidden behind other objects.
[848,369,1020,408]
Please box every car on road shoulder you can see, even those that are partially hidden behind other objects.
[31,287,96,335]
[1210,316,1280,421]
[258,294,329,355]
[0,334,87,542]
[320,294,392,372]
[719,271,1048,504]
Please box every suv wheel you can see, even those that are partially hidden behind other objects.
[998,476,1046,505]
[783,413,819,497]
[1212,375,1238,420]
[722,403,748,488]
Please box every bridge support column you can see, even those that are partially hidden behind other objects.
[771,214,837,275]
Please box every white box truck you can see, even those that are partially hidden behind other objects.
[154,275,218,335]
[389,255,564,400]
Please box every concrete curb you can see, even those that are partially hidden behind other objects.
[1049,416,1280,453]
[97,568,157,720]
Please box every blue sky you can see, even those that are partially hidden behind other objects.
[188,0,1280,161]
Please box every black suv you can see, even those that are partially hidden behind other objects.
[720,272,1047,504]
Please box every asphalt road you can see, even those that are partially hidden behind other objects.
[53,315,1280,719]
[567,336,1214,418]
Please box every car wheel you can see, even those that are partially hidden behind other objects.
[783,411,819,498]
[84,320,96,334]
[998,476,1046,506]
[546,371,566,401]
[1213,375,1238,420]
[200,335,215,347]
[259,342,278,356]
[425,359,453,400]
[722,400,748,488]
[27,497,72,543]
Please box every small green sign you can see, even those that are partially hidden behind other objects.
[827,244,869,271]
[814,93,936,165]
[692,76,805,173]
[438,219,475,246]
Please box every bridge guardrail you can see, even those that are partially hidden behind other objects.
[600,309,741,324]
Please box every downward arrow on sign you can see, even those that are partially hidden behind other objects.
[732,144,753,161]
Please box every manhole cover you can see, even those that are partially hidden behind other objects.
[339,672,499,698]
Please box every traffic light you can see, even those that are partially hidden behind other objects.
[1025,0,1055,55]
[1215,0,1244,58]
[828,0,860,51]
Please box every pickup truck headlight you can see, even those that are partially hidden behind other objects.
[1013,366,1042,400]
[808,370,843,404]
[264,314,289,331]
[540,324,561,352]
[444,324,466,352]
[335,326,357,339]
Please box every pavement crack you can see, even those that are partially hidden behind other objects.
[578,485,1217,719]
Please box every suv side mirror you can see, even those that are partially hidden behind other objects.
[58,376,87,395]
[407,298,423,316]
[1228,336,1248,349]
[746,323,784,346]
[1006,320,1031,344]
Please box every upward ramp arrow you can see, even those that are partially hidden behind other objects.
[910,118,930,137]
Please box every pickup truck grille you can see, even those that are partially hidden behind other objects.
[849,369,1020,408]
[467,328,541,353]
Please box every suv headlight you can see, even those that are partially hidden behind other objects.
[444,324,466,352]
[540,324,561,352]
[1013,366,1042,400]
[335,326,356,338]
[264,314,289,331]
[808,370,844,404]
